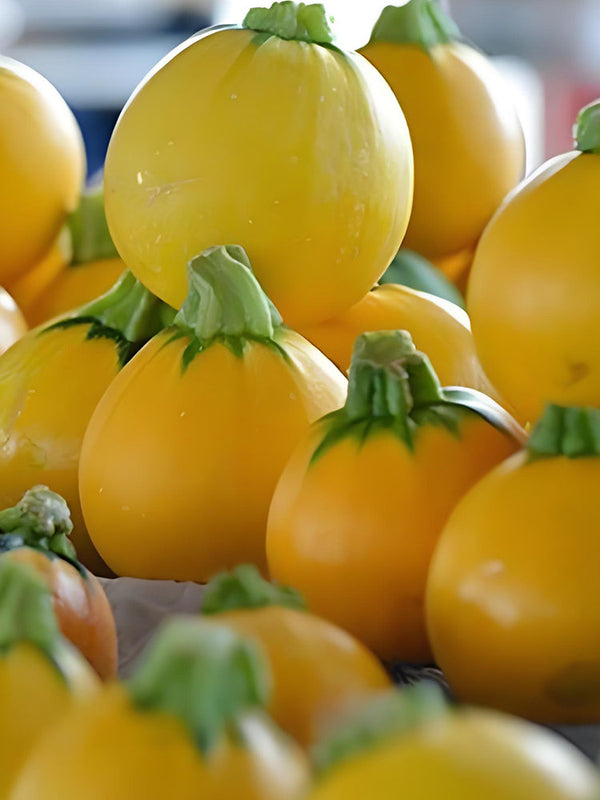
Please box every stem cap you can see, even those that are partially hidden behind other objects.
[528,404,600,459]
[128,617,271,753]
[574,100,600,154]
[244,2,334,45]
[0,486,76,562]
[202,565,307,615]
[369,1,461,49]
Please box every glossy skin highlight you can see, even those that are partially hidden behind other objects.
[427,451,600,723]
[468,152,600,424]
[267,413,520,663]
[0,57,85,283]
[80,329,347,581]
[358,41,524,260]
[0,287,27,355]
[104,27,413,326]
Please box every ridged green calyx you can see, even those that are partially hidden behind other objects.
[368,0,461,50]
[202,564,307,615]
[44,270,176,367]
[244,2,334,45]
[528,404,600,460]
[313,683,448,774]
[128,618,271,753]
[311,330,519,464]
[172,244,285,368]
[67,186,119,265]
[574,100,600,155]
[0,560,62,665]
[0,486,77,564]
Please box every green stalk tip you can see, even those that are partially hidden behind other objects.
[0,486,76,562]
[528,404,600,459]
[368,1,461,50]
[67,186,119,265]
[128,618,271,753]
[244,2,334,45]
[575,100,600,154]
[174,245,282,350]
[313,683,448,774]
[202,565,307,615]
[0,561,60,658]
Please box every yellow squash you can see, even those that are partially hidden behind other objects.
[0,273,174,575]
[359,0,524,261]
[9,187,126,327]
[10,619,310,800]
[0,560,97,799]
[267,331,524,663]
[309,687,599,800]
[104,2,414,326]
[427,405,600,723]
[79,245,347,581]
[468,101,600,424]
[296,283,494,396]
[201,565,391,748]
[0,56,85,284]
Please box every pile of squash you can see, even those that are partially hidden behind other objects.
[1,0,600,797]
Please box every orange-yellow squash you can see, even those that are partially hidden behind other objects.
[201,565,391,748]
[0,56,85,284]
[427,404,600,724]
[0,272,173,575]
[0,487,117,680]
[10,618,310,800]
[0,560,98,799]
[267,331,524,663]
[104,3,413,326]
[80,245,347,581]
[468,101,600,424]
[0,285,27,354]
[8,187,126,327]
[359,0,524,261]
[309,687,599,800]
[296,283,493,395]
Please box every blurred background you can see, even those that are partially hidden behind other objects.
[1,0,598,178]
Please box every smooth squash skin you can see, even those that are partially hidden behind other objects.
[0,562,98,799]
[427,405,600,724]
[104,6,413,326]
[10,620,311,800]
[468,103,600,424]
[358,1,524,261]
[80,247,346,581]
[0,274,173,575]
[0,57,85,284]
[0,287,27,355]
[267,332,523,663]
[296,283,493,394]
[309,704,599,800]
[201,567,391,749]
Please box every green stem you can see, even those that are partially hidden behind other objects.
[368,0,461,49]
[575,101,600,155]
[313,683,448,774]
[244,2,334,44]
[345,331,444,422]
[67,186,119,265]
[528,405,600,459]
[202,565,306,615]
[0,486,76,562]
[75,270,176,344]
[173,245,282,344]
[0,561,61,659]
[128,618,270,753]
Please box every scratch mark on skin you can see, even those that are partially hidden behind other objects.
[144,177,204,206]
